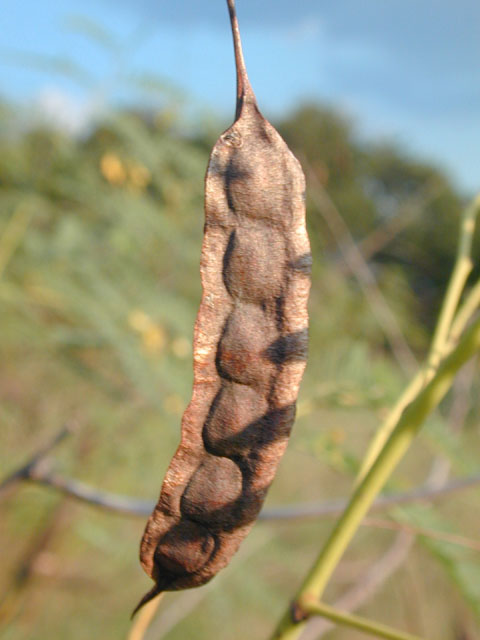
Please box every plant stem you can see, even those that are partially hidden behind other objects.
[426,195,479,371]
[449,277,480,345]
[300,599,425,640]
[356,195,480,482]
[271,316,480,640]
[127,593,164,640]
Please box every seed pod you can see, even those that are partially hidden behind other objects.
[135,0,311,613]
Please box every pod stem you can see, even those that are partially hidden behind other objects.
[128,592,164,640]
[226,0,256,119]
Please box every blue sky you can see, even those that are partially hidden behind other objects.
[1,0,479,194]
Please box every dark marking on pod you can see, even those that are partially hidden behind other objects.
[290,253,313,275]
[264,329,309,365]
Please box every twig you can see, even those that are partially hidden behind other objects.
[299,599,424,640]
[307,167,417,375]
[3,460,480,521]
[337,182,440,274]
[360,517,480,552]
[261,472,480,521]
[426,358,476,486]
[24,471,154,516]
[0,424,73,497]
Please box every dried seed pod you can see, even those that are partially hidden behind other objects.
[135,0,311,613]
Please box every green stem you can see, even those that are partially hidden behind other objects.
[356,195,480,483]
[271,316,480,640]
[449,277,480,345]
[426,195,479,372]
[300,599,425,640]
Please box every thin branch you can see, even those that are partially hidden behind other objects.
[261,472,480,522]
[337,181,440,274]
[151,586,214,639]
[307,167,417,375]
[299,599,424,640]
[361,517,480,552]
[0,424,73,497]
[3,459,480,521]
[25,471,154,516]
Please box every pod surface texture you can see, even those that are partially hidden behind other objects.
[136,0,310,613]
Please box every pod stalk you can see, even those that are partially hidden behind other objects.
[226,0,256,119]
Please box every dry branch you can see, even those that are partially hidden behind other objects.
[2,459,479,521]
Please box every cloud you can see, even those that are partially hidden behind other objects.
[32,87,101,134]
[285,15,324,43]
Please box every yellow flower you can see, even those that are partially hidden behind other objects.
[128,309,166,355]
[142,325,166,354]
[128,310,152,333]
[100,153,126,185]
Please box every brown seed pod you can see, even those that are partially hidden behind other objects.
[135,0,311,614]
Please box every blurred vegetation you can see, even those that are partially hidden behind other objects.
[0,89,479,640]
